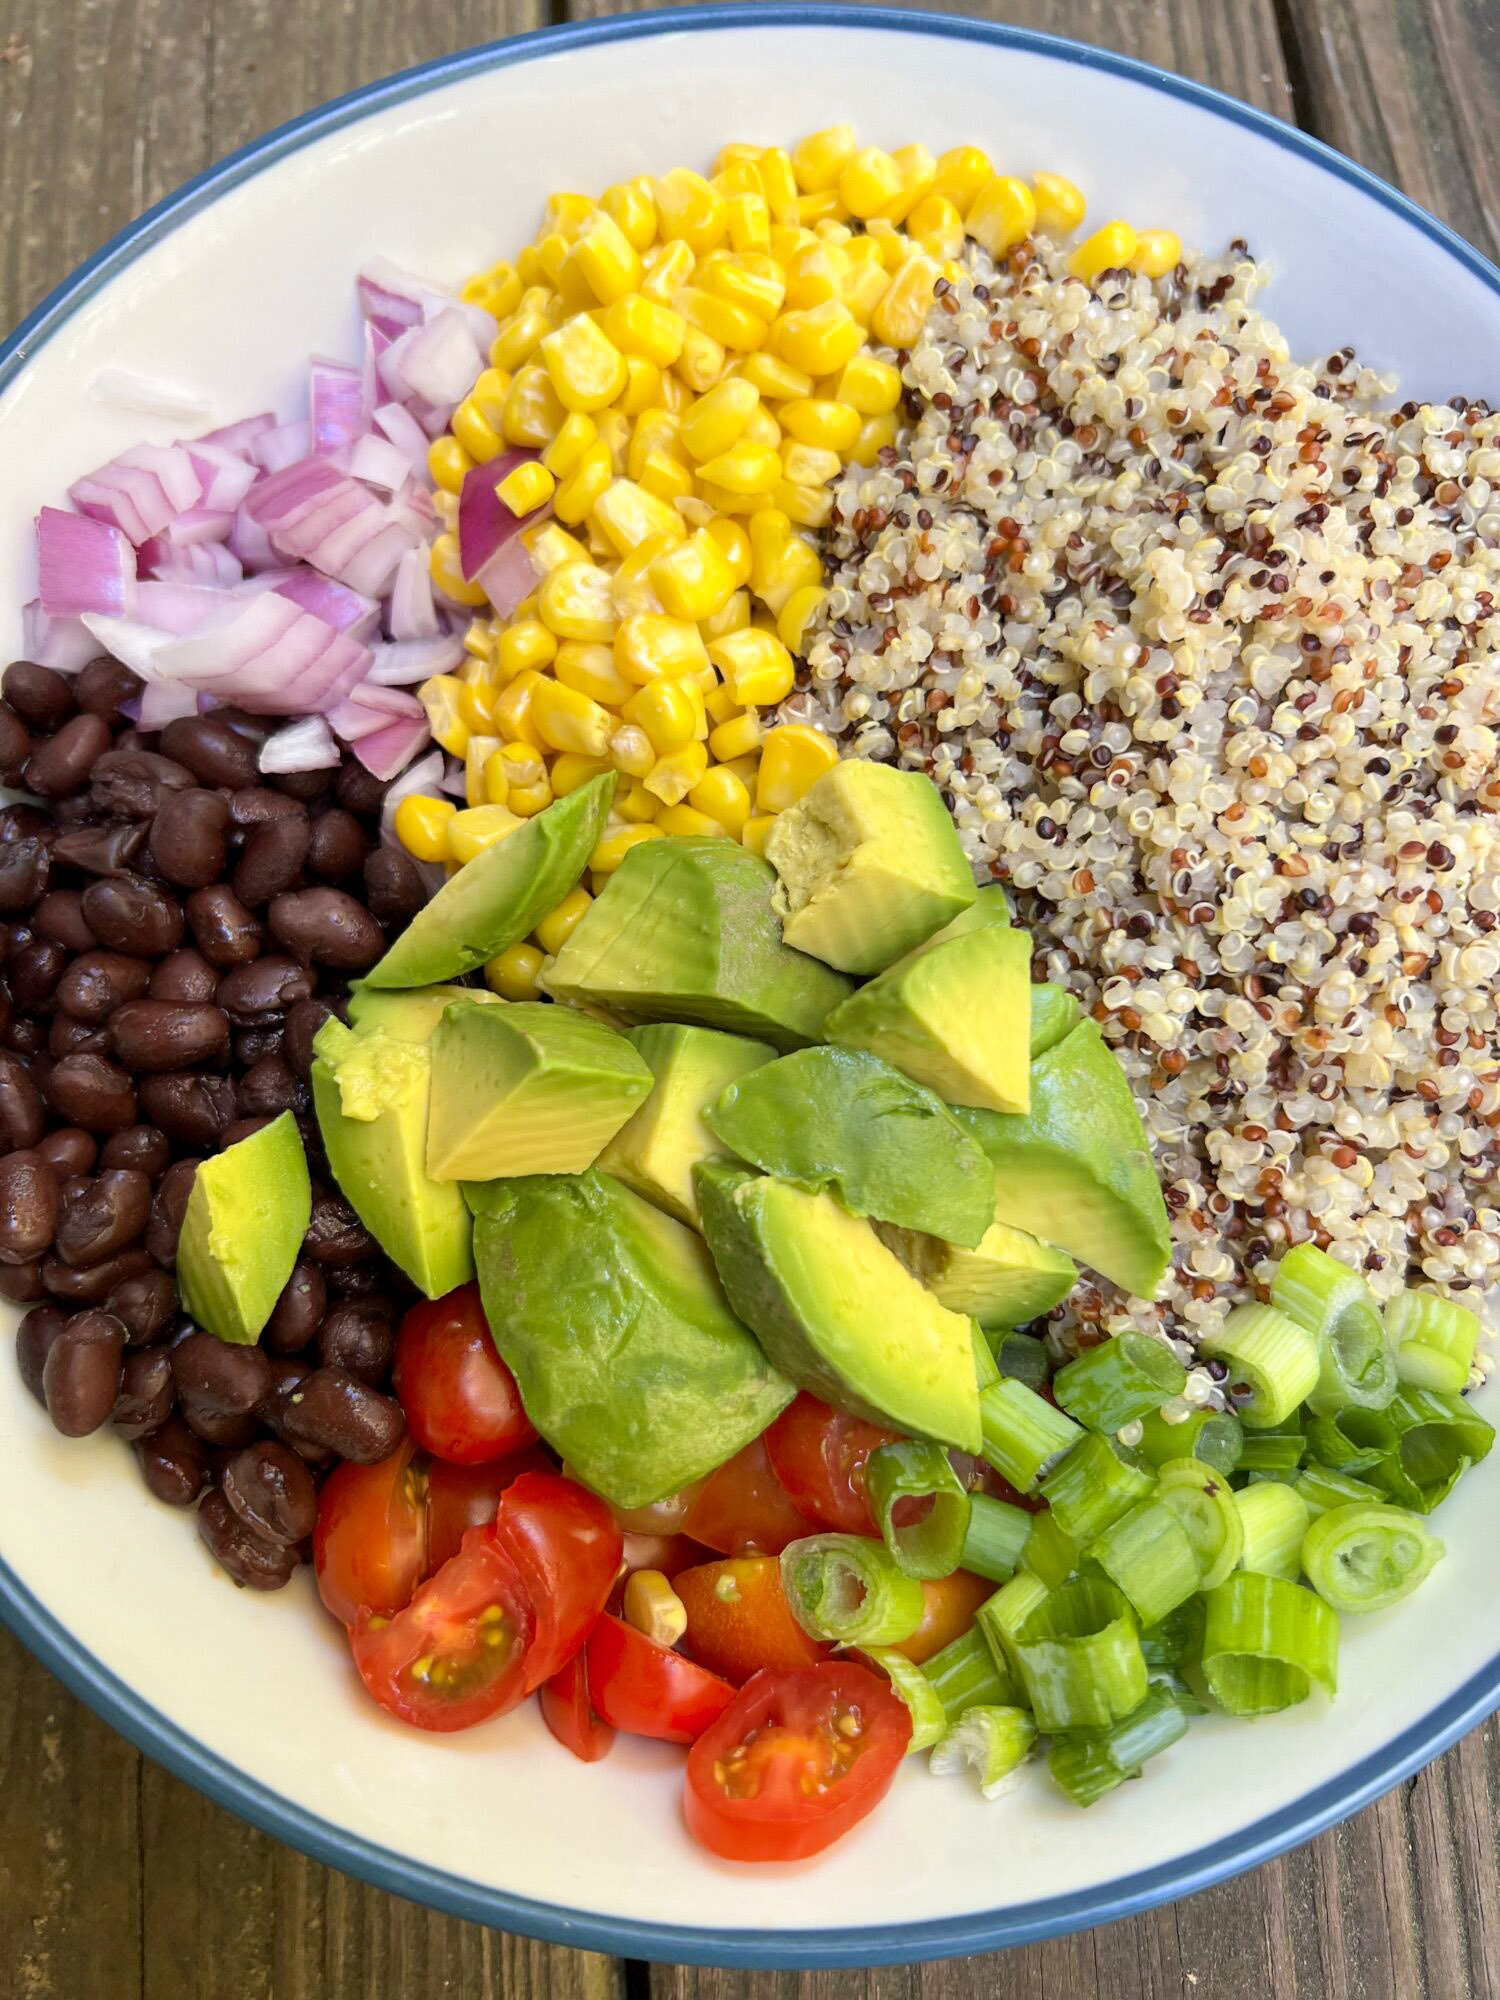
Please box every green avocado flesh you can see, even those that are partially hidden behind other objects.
[1030,982,1081,1059]
[876,1217,1077,1328]
[345,982,502,1041]
[825,925,1032,1113]
[177,1112,311,1344]
[764,761,975,974]
[695,1163,982,1450]
[597,1023,775,1229]
[546,837,852,1050]
[704,1045,994,1248]
[955,1020,1172,1301]
[902,883,1012,963]
[363,773,616,988]
[311,1016,473,1298]
[471,1170,794,1507]
[427,999,651,1181]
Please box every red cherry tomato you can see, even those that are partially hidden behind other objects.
[540,1650,616,1764]
[763,1394,899,1535]
[350,1526,534,1732]
[683,1663,910,1862]
[585,1614,736,1743]
[393,1283,537,1466]
[314,1437,427,1629]
[491,1471,623,1690]
[682,1434,815,1556]
[426,1448,553,1572]
[674,1556,829,1684]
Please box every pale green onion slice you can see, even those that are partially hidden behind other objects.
[1137,1406,1244,1475]
[975,1571,1050,1683]
[1304,1405,1393,1475]
[1009,1575,1148,1732]
[922,1624,1018,1724]
[1041,1433,1154,1545]
[960,1492,1033,1583]
[1086,1498,1202,1626]
[1367,1387,1494,1515]
[1233,1481,1310,1581]
[1020,1510,1079,1592]
[929,1704,1038,1798]
[971,1323,1001,1391]
[858,1646,949,1752]
[1271,1243,1395,1414]
[978,1377,1083,1492]
[1155,1458,1245,1589]
[1052,1333,1187,1435]
[1202,1304,1320,1429]
[1047,1685,1190,1807]
[995,1331,1051,1391]
[864,1438,971,1581]
[1300,1502,1444,1614]
[1201,1571,1338,1715]
[1295,1464,1385,1519]
[1386,1290,1482,1396]
[780,1534,924,1646]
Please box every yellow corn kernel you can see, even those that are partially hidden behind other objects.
[551,640,630,709]
[616,776,661,824]
[626,408,687,480]
[707,627,796,706]
[502,363,567,448]
[849,410,899,465]
[675,324,727,394]
[535,886,593,956]
[907,193,965,262]
[525,521,590,575]
[596,408,632,476]
[531,677,615,757]
[538,559,617,644]
[469,366,515,428]
[592,822,665,873]
[776,477,835,529]
[675,285,767,353]
[965,175,1038,260]
[704,680,743,727]
[461,263,520,318]
[641,239,696,305]
[791,124,856,194]
[447,804,523,865]
[1132,228,1183,279]
[741,813,777,858]
[860,217,908,275]
[608,722,656,779]
[451,397,504,464]
[619,357,663,416]
[638,449,694,506]
[739,404,781,455]
[780,441,842,487]
[705,256,785,324]
[687,764,752,836]
[497,743,552,816]
[491,669,546,752]
[714,156,762,200]
[655,168,727,254]
[495,460,556,518]
[649,528,738,623]
[838,146,903,220]
[463,734,501,806]
[540,315,628,414]
[740,352,813,403]
[837,256,891,329]
[756,723,839,811]
[592,479,687,558]
[480,745,512,806]
[782,244,843,313]
[756,146,799,225]
[609,534,673,620]
[615,612,709,685]
[704,515,753,588]
[571,211,644,306]
[931,144,994,212]
[883,143,937,224]
[836,352,902,417]
[777,583,829,654]
[708,708,762,761]
[463,617,497,666]
[537,233,591,311]
[550,440,614,527]
[601,179,657,253]
[775,300,862,378]
[654,802,726,839]
[492,621,554,688]
[542,191,596,240]
[602,292,687,368]
[456,679,497,735]
[778,397,861,453]
[427,435,473,495]
[1032,171,1086,236]
[1068,220,1140,284]
[726,192,771,253]
[429,535,488,608]
[481,939,545,1001]
[490,305,551,373]
[541,413,599,483]
[680,377,761,463]
[622,676,702,753]
[696,441,782,496]
[548,752,613,797]
[796,190,846,225]
[872,254,939,348]
[393,792,456,862]
[644,741,710,807]
[714,142,764,173]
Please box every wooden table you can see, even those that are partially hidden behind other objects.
[1,2,1497,1994]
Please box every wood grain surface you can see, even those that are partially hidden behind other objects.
[0,2,1496,1995]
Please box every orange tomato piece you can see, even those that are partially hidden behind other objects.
[889,1569,994,1665]
[675,1556,829,1684]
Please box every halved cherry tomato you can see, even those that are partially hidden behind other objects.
[314,1437,427,1628]
[683,1663,910,1861]
[763,1394,899,1535]
[617,1532,715,1587]
[890,1568,994,1664]
[674,1556,828,1684]
[426,1448,553,1572]
[393,1283,537,1466]
[683,1434,814,1555]
[585,1614,736,1743]
[350,1526,534,1732]
[540,1651,615,1763]
[492,1471,622,1690]
[952,1449,1046,1516]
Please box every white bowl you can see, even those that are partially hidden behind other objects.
[1,4,1496,1966]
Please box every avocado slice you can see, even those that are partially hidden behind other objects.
[546,837,852,1051]
[695,1163,982,1450]
[177,1112,311,1345]
[955,1020,1172,1301]
[876,1217,1078,1328]
[825,925,1032,1113]
[765,761,976,974]
[1030,982,1081,1059]
[345,982,502,1041]
[362,773,616,989]
[704,1045,994,1248]
[597,1022,775,1229]
[427,998,651,1182]
[904,883,1012,963]
[471,1169,794,1507]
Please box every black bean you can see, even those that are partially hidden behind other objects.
[16,1303,67,1403]
[44,1052,137,1131]
[100,1123,171,1176]
[267,888,383,970]
[81,875,184,956]
[3,660,74,730]
[136,1414,208,1507]
[137,1071,236,1150]
[334,761,387,818]
[109,999,231,1072]
[146,1159,200,1265]
[74,656,144,722]
[317,1301,395,1385]
[197,1488,297,1589]
[0,701,31,782]
[220,1115,272,1148]
[271,767,333,802]
[184,884,263,968]
[234,812,310,907]
[0,1259,46,1303]
[112,1347,175,1440]
[216,956,315,1025]
[5,1016,47,1059]
[106,1266,177,1345]
[306,808,369,883]
[304,1191,376,1267]
[221,1440,317,1545]
[56,950,153,1023]
[159,716,260,789]
[0,1052,45,1149]
[282,998,334,1077]
[38,1127,97,1176]
[55,1168,152,1267]
[0,1154,58,1264]
[51,823,148,877]
[226,786,305,831]
[43,1309,126,1436]
[0,837,50,912]
[171,1329,272,1414]
[265,1258,326,1355]
[0,804,50,845]
[89,748,195,819]
[8,936,67,1007]
[150,948,221,1003]
[362,844,426,925]
[43,1246,153,1304]
[236,1053,304,1119]
[50,1015,109,1059]
[234,1026,285,1066]
[329,1261,387,1299]
[277,1366,404,1463]
[149,787,231,889]
[24,713,112,797]
[34,890,96,952]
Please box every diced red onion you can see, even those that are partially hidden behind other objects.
[252,420,313,473]
[311,355,372,458]
[70,443,205,546]
[379,306,485,409]
[22,601,105,672]
[457,449,543,583]
[371,401,430,470]
[356,258,496,352]
[183,445,259,512]
[196,413,276,456]
[139,680,202,728]
[247,458,421,598]
[133,580,238,634]
[364,634,466,684]
[326,681,426,739]
[271,567,381,638]
[350,712,432,780]
[475,534,539,618]
[36,507,137,618]
[258,714,340,773]
[227,502,278,573]
[138,540,244,588]
[138,508,236,554]
[346,434,413,492]
[387,544,442,640]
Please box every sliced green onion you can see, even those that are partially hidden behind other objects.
[1086,1499,1202,1625]
[1148,1666,1209,1717]
[975,1571,1050,1682]
[972,1322,1001,1390]
[1041,1433,1155,1544]
[929,1704,1037,1798]
[865,1439,972,1581]
[922,1623,1019,1724]
[1201,1571,1338,1715]
[1155,1458,1245,1588]
[1236,1430,1307,1473]
[979,1377,1083,1492]
[996,1331,1051,1391]
[1295,1464,1385,1518]
[1271,1242,1396,1414]
[959,1492,1034,1582]
[1047,1684,1190,1807]
[1304,1405,1393,1475]
[1233,1481,1309,1580]
[1201,1304,1320,1429]
[1387,1290,1481,1396]
[1009,1576,1148,1732]
[858,1646,949,1752]
[1139,1595,1204,1673]
[1300,1502,1445,1613]
[1020,1510,1079,1591]
[1367,1387,1495,1515]
[1137,1405,1244,1475]
[1052,1333,1188,1435]
[780,1534,924,1646]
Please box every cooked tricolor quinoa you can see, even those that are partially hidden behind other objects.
[791,236,1500,1380]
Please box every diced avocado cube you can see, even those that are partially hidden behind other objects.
[955,1020,1172,1301]
[427,999,651,1182]
[345,982,502,1042]
[546,837,852,1051]
[695,1163,982,1450]
[877,1217,1077,1328]
[310,1018,473,1299]
[597,1023,775,1230]
[177,1112,311,1345]
[362,773,615,989]
[704,1045,994,1248]
[765,761,976,974]
[1030,982,1081,1059]
[825,925,1032,1113]
[471,1170,794,1507]
[903,884,1012,965]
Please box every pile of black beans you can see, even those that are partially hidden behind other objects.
[0,655,433,1590]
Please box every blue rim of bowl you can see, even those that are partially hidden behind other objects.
[2,1,1499,1966]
